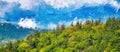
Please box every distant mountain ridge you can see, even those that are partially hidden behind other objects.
[0,22,36,45]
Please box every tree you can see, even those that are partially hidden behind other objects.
[106,17,118,31]
[76,21,82,29]
[55,23,65,35]
[94,18,101,25]
[70,22,74,26]
[0,17,120,52]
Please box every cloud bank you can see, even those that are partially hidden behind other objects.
[0,0,41,17]
[0,1,17,17]
[44,0,120,10]
[47,22,57,29]
[18,18,38,29]
[0,0,120,17]
[2,0,40,10]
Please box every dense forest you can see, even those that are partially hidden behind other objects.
[0,17,120,52]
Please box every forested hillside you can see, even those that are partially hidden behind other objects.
[0,17,120,52]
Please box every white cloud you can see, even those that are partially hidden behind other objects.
[2,0,41,10]
[44,0,75,9]
[18,18,38,29]
[0,0,120,17]
[0,1,17,17]
[47,22,57,29]
[58,17,82,26]
[44,0,106,9]
[1,0,120,11]
[109,0,120,12]
[58,17,87,27]
[0,0,41,17]
[44,0,120,11]
[19,0,40,10]
[2,0,19,3]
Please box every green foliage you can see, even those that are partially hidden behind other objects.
[0,17,120,52]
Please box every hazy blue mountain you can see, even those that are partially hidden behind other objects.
[0,22,36,45]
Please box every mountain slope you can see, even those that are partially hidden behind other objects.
[0,22,35,45]
[0,17,120,52]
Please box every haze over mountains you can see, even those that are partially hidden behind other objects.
[0,22,35,45]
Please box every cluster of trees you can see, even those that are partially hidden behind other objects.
[0,17,120,52]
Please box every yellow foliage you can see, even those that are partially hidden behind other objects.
[92,24,105,33]
[115,29,120,33]
[18,42,29,48]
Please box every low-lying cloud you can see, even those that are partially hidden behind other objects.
[18,18,38,29]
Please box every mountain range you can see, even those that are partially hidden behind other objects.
[0,22,36,45]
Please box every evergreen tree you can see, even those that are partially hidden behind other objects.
[70,22,74,26]
[0,17,120,52]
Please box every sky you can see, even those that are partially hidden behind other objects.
[0,0,120,29]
